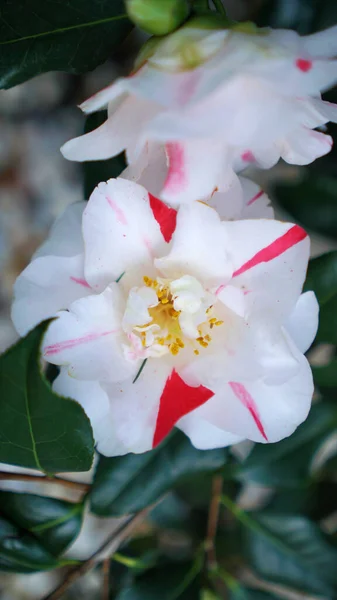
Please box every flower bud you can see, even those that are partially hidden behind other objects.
[126,0,189,36]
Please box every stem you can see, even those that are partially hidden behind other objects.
[212,0,227,16]
[102,557,110,600]
[205,475,223,572]
[0,471,90,493]
[41,504,156,600]
[192,0,210,12]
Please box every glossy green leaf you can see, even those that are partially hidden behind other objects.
[230,588,279,600]
[0,0,132,88]
[84,112,126,198]
[91,432,227,516]
[115,561,202,600]
[304,251,337,344]
[244,513,337,596]
[0,491,83,555]
[0,515,60,573]
[274,174,337,242]
[238,403,337,487]
[0,321,94,472]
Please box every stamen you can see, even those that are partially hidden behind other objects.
[143,276,153,287]
[205,334,211,342]
[176,338,184,348]
[215,320,224,326]
[170,343,180,356]
[194,349,200,355]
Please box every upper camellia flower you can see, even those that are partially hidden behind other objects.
[61,20,337,207]
[12,179,318,456]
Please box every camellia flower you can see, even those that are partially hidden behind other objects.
[12,179,318,456]
[61,21,337,207]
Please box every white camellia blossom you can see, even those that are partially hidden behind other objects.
[12,179,318,456]
[61,21,337,207]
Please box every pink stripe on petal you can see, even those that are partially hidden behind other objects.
[106,196,128,225]
[296,58,312,72]
[247,190,264,206]
[229,381,268,440]
[241,150,256,163]
[44,330,117,356]
[233,225,307,278]
[164,143,186,194]
[215,284,226,296]
[70,276,91,289]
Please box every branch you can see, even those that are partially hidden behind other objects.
[212,0,227,16]
[0,471,90,492]
[41,504,155,600]
[102,557,110,600]
[205,474,223,572]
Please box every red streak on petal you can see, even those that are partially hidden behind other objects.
[164,143,186,194]
[149,193,177,243]
[233,224,307,278]
[247,189,264,206]
[153,370,214,448]
[296,58,313,72]
[229,382,268,441]
[241,150,256,163]
[44,330,116,356]
[70,276,91,289]
[106,196,128,225]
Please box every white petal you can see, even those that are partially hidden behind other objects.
[216,284,245,318]
[34,202,85,259]
[177,412,243,450]
[303,26,337,58]
[12,254,91,336]
[223,219,310,323]
[42,285,136,382]
[83,178,166,292]
[155,202,233,287]
[161,140,227,206]
[52,369,130,455]
[100,359,171,455]
[285,291,319,353]
[281,128,333,165]
[196,343,313,443]
[79,78,126,113]
[207,174,244,220]
[240,178,274,220]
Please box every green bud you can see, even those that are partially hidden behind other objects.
[126,0,190,36]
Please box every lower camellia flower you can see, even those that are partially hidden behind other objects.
[12,179,318,456]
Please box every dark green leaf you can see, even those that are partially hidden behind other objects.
[0,321,94,472]
[0,491,83,555]
[304,251,337,344]
[0,0,132,88]
[313,358,337,387]
[84,112,126,198]
[230,587,279,600]
[0,515,60,573]
[115,561,202,600]
[91,431,227,516]
[274,174,337,242]
[255,0,337,33]
[244,513,337,596]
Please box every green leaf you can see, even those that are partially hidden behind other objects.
[84,112,126,198]
[238,403,337,487]
[0,0,132,89]
[244,512,337,596]
[0,491,83,555]
[0,515,60,573]
[91,431,227,516]
[313,358,337,388]
[304,251,337,344]
[0,321,94,473]
[115,561,202,600]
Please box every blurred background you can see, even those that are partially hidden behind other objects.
[1,0,337,598]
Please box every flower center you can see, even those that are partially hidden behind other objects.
[122,274,224,361]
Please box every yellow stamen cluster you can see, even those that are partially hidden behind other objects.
[143,276,184,356]
[141,276,224,357]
